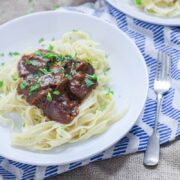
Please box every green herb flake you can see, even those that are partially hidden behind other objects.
[35,51,42,56]
[57,55,65,62]
[38,38,44,44]
[65,74,72,79]
[0,81,3,88]
[90,74,97,81]
[25,60,39,66]
[70,70,76,76]
[0,53,4,57]
[53,90,60,95]
[39,68,48,74]
[20,81,28,90]
[106,87,114,95]
[60,125,67,130]
[9,51,20,56]
[100,102,107,112]
[64,55,73,61]
[85,79,94,87]
[48,44,54,51]
[72,29,79,32]
[50,68,54,73]
[47,92,52,102]
[103,67,111,74]
[12,74,18,81]
[43,53,56,60]
[29,83,40,95]
[135,0,142,5]
[61,67,65,73]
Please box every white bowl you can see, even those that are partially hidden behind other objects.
[0,11,148,165]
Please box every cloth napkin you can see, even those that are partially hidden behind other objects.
[0,1,180,179]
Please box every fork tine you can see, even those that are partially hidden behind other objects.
[161,52,166,80]
[156,51,170,81]
[162,52,171,80]
[156,51,163,81]
[165,54,171,80]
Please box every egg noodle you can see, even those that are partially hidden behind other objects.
[135,0,180,17]
[0,30,125,151]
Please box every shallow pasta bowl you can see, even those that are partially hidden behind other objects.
[0,11,148,166]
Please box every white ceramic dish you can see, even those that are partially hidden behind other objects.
[0,11,148,166]
[106,0,180,26]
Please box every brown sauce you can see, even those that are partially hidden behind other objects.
[17,49,97,124]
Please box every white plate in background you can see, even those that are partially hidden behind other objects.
[106,0,180,26]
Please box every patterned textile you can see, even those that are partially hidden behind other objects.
[0,1,180,179]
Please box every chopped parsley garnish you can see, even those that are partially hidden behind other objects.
[38,38,44,44]
[135,0,142,5]
[65,74,72,79]
[48,44,54,51]
[57,55,65,62]
[43,53,56,60]
[9,51,20,56]
[39,68,48,74]
[89,74,97,81]
[50,68,55,73]
[20,81,28,90]
[0,53,4,57]
[60,125,67,130]
[35,51,42,56]
[53,90,60,95]
[12,74,18,81]
[70,70,76,76]
[25,60,39,66]
[72,29,79,32]
[29,83,40,95]
[64,55,73,61]
[85,79,94,87]
[0,81,3,88]
[47,92,52,102]
[103,67,111,74]
[61,67,65,73]
[106,87,114,95]
[34,51,73,63]
[100,102,107,111]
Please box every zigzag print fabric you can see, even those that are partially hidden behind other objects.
[0,2,180,179]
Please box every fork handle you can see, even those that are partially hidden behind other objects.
[143,132,160,166]
[154,93,162,132]
[143,93,162,166]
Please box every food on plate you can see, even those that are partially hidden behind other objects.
[17,50,97,124]
[0,30,125,151]
[134,0,180,17]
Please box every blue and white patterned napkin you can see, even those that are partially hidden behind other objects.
[0,1,180,179]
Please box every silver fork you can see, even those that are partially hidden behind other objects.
[143,51,171,166]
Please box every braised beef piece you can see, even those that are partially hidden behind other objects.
[17,49,98,124]
[61,60,77,74]
[18,50,51,77]
[76,61,94,75]
[69,72,97,100]
[43,94,79,124]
